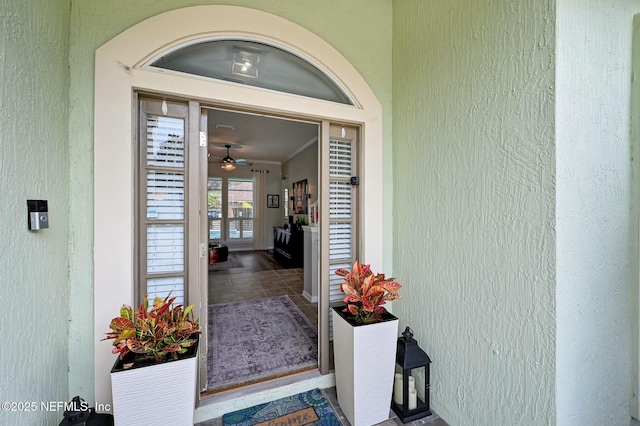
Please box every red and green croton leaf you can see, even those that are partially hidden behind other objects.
[103,291,201,365]
[108,316,133,334]
[340,283,360,302]
[119,305,133,321]
[335,260,402,323]
[346,304,361,316]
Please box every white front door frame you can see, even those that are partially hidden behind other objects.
[94,5,383,410]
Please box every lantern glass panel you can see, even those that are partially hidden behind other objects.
[393,327,432,423]
[392,364,432,423]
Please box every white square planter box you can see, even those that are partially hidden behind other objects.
[110,342,198,426]
[332,307,399,426]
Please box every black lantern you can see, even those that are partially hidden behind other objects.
[391,327,432,423]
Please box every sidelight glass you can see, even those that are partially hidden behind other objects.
[140,100,188,307]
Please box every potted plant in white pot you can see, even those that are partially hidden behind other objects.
[332,261,402,426]
[102,293,200,426]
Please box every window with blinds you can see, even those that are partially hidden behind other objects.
[228,179,254,239]
[328,138,356,305]
[139,99,189,306]
[208,177,222,240]
[327,134,358,343]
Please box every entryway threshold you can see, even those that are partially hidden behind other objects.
[194,370,336,423]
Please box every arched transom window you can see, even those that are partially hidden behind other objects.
[147,39,355,105]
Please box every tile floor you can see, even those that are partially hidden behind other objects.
[208,250,318,329]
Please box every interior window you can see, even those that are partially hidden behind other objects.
[208,177,222,241]
[228,179,253,240]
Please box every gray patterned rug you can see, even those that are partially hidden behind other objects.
[207,296,318,391]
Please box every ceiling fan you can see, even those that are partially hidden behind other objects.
[212,144,252,172]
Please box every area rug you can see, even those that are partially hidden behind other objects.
[209,253,243,271]
[222,388,339,426]
[208,296,317,391]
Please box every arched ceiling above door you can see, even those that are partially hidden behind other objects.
[147,39,354,105]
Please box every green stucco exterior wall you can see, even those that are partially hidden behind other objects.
[392,1,556,424]
[3,0,639,423]
[68,0,393,402]
[0,0,71,425]
[557,0,639,423]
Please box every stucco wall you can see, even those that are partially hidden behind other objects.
[0,0,71,424]
[557,0,639,423]
[392,1,556,424]
[68,0,392,402]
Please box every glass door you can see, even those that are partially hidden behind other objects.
[227,178,254,241]
[137,98,190,306]
[318,123,359,374]
[137,97,209,396]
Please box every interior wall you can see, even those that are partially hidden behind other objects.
[557,0,640,423]
[392,1,556,424]
[282,140,319,225]
[0,0,71,424]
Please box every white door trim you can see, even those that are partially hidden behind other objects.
[94,5,383,410]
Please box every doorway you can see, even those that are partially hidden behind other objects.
[203,107,321,392]
[134,95,361,395]
[93,4,385,409]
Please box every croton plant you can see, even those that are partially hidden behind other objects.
[103,293,200,367]
[335,261,402,324]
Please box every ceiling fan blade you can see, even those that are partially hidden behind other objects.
[209,145,253,165]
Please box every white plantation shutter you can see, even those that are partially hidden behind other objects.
[146,171,185,220]
[146,225,184,273]
[139,100,188,306]
[328,137,357,339]
[146,276,185,303]
[146,116,185,167]
[227,179,254,239]
[328,139,355,302]
[329,139,353,177]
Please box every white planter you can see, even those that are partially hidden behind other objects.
[332,307,399,426]
[110,341,198,426]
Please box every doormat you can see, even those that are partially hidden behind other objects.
[222,388,339,426]
[208,296,317,391]
[209,253,243,271]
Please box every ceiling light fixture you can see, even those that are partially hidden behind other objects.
[221,144,237,172]
[232,47,260,79]
[221,162,236,172]
[217,144,250,172]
